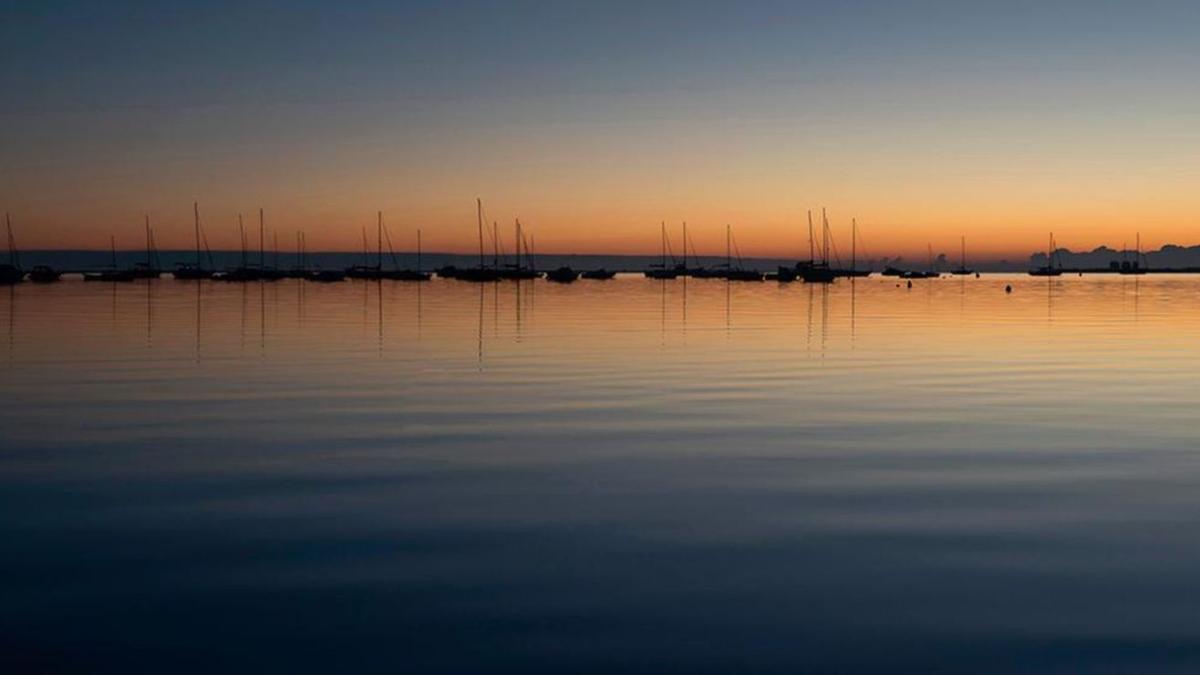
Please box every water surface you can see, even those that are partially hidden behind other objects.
[4,275,1200,673]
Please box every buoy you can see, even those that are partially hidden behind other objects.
[1005,284,1012,293]
[906,280,913,289]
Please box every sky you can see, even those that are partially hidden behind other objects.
[2,0,1199,261]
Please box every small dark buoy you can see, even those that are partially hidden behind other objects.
[906,280,913,289]
[1005,284,1012,293]
[975,272,980,279]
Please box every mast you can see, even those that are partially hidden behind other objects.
[851,218,857,272]
[681,223,691,270]
[492,221,499,270]
[296,232,302,271]
[515,219,522,270]
[417,229,423,273]
[476,198,485,269]
[193,202,201,267]
[807,210,815,264]
[145,215,152,267]
[377,211,383,270]
[259,208,265,269]
[240,214,249,267]
[726,224,731,270]
[110,235,117,269]
[821,208,829,266]
[661,221,667,268]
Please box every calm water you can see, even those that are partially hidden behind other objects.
[4,275,1200,673]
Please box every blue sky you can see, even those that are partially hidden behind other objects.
[3,1,1199,256]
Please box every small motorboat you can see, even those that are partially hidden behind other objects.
[545,266,580,283]
[28,265,61,283]
[580,269,616,280]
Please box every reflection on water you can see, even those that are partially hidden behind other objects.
[4,275,1200,673]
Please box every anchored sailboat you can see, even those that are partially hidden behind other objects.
[723,225,764,281]
[644,222,681,279]
[833,218,871,278]
[1029,233,1064,276]
[950,236,973,275]
[131,216,162,278]
[84,236,135,282]
[444,199,500,281]
[174,202,215,279]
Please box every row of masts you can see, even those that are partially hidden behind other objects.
[0,202,1165,284]
[434,198,608,282]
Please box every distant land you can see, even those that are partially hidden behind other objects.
[13,245,1200,274]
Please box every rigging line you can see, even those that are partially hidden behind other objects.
[381,222,402,269]
[732,233,747,269]
[827,229,845,269]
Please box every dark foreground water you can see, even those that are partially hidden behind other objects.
[3,275,1200,674]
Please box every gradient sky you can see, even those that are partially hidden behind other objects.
[3,0,1199,260]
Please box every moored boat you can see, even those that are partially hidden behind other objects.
[581,269,616,280]
[29,265,61,283]
[83,236,135,282]
[545,266,579,283]
[1029,233,1064,277]
[174,203,216,279]
[644,222,681,279]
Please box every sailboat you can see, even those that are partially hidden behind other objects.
[950,236,973,275]
[214,214,264,281]
[723,225,764,281]
[498,219,542,279]
[258,210,285,280]
[1029,233,1064,276]
[346,216,384,279]
[644,222,681,279]
[174,202,215,279]
[380,219,431,281]
[453,199,500,282]
[1118,233,1148,275]
[83,236,136,282]
[800,209,837,283]
[833,218,871,278]
[1,214,26,284]
[131,216,162,278]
